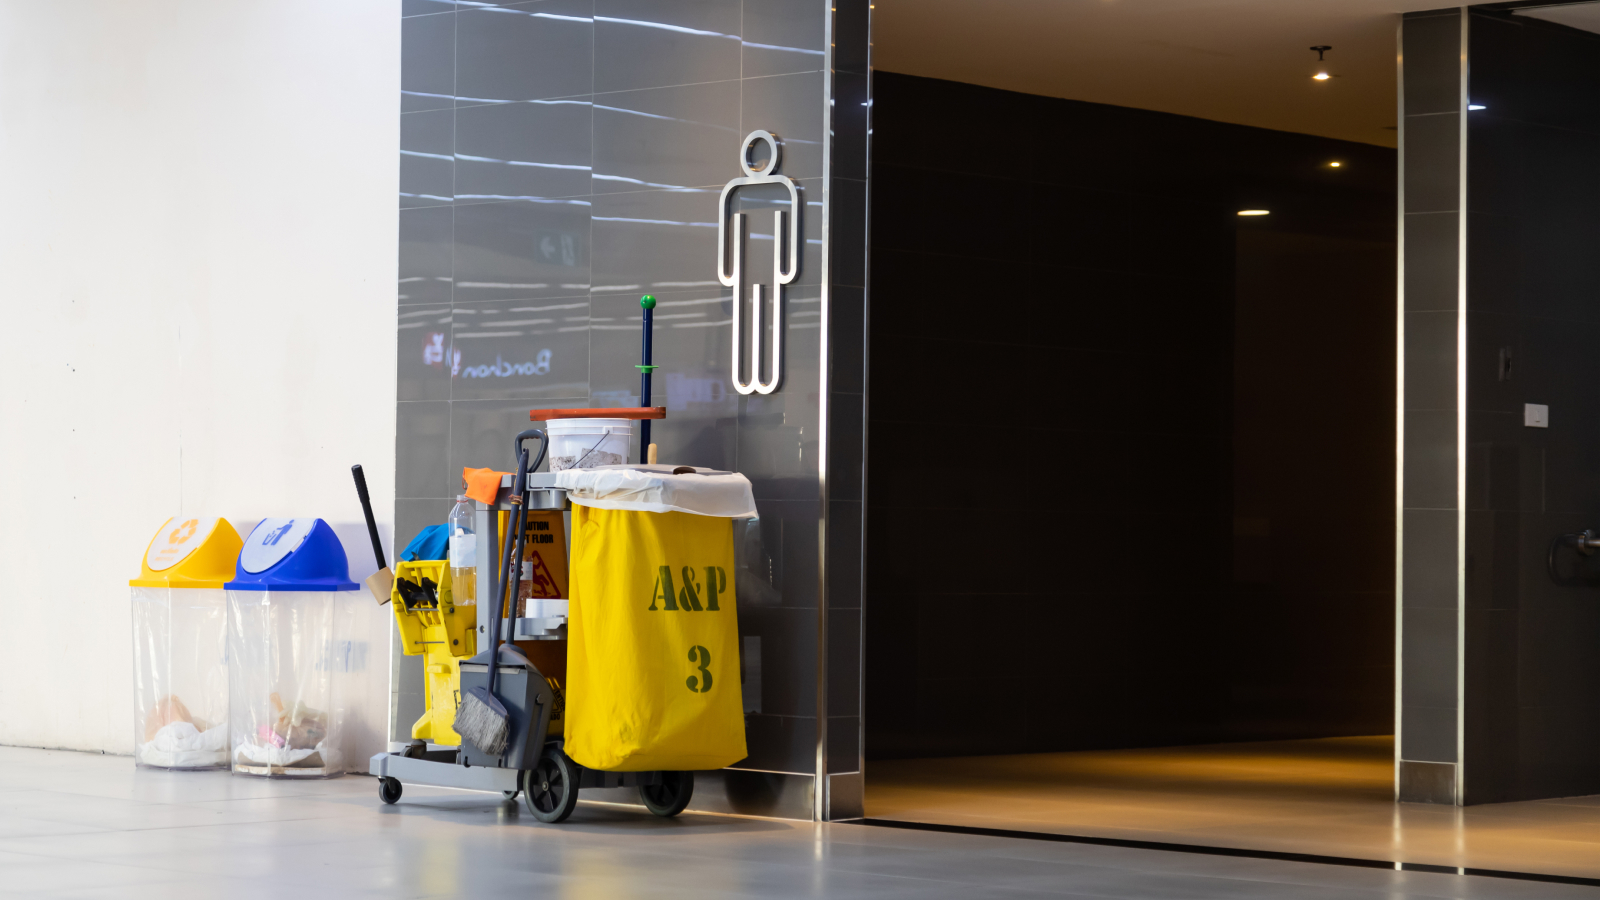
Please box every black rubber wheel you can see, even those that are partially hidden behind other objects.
[378,777,403,805]
[523,747,579,823]
[639,771,694,817]
[503,790,521,801]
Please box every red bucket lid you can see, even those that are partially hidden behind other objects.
[530,407,666,421]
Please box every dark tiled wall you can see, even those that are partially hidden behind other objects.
[1398,9,1464,803]
[395,0,870,817]
[864,73,1396,760]
[1459,10,1600,804]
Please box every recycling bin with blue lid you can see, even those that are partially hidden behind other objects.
[225,518,360,777]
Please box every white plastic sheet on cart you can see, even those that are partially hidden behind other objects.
[553,465,757,517]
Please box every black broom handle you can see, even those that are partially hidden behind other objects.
[350,465,386,571]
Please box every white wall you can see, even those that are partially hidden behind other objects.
[0,1,400,757]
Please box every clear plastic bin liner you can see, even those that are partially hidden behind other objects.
[131,587,229,769]
[226,589,356,777]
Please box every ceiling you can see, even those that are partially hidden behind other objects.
[873,0,1506,148]
[1518,2,1600,32]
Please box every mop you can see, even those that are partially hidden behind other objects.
[453,445,531,756]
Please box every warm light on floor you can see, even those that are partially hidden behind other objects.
[867,736,1600,880]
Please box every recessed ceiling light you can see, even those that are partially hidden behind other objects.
[1310,45,1333,82]
[1238,210,1270,216]
[1329,161,1342,168]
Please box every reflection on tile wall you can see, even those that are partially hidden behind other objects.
[396,0,869,817]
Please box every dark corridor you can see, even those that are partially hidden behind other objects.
[865,73,1398,761]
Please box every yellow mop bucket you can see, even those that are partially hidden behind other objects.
[559,467,756,772]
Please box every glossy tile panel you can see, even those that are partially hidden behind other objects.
[593,80,741,192]
[1398,10,1464,797]
[449,397,586,482]
[741,71,825,181]
[593,0,741,93]
[590,188,724,292]
[450,299,591,400]
[395,0,869,786]
[743,0,826,78]
[396,400,451,499]
[455,0,594,105]
[400,109,454,207]
[588,289,735,396]
[452,199,592,303]
[399,205,454,306]
[454,101,592,202]
[403,0,454,16]
[397,305,454,401]
[401,12,454,112]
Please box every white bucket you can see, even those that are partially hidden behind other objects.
[546,418,633,471]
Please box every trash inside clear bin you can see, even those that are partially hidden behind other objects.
[129,517,242,770]
[132,587,230,768]
[226,589,353,776]
[224,517,360,778]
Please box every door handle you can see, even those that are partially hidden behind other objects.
[1547,529,1600,584]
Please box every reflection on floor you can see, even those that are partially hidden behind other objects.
[867,735,1600,880]
[6,745,1581,899]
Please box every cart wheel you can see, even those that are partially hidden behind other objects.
[523,747,579,824]
[378,777,403,805]
[503,790,521,801]
[640,771,694,817]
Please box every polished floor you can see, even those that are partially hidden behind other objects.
[868,735,1600,881]
[1,746,1593,898]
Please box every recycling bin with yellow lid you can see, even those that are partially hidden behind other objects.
[129,517,243,769]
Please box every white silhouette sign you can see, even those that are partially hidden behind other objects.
[718,130,799,395]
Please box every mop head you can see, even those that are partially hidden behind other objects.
[454,686,510,756]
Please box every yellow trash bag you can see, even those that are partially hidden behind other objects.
[564,505,746,771]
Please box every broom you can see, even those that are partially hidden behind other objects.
[453,445,529,756]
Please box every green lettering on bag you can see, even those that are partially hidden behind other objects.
[679,566,704,611]
[704,566,726,611]
[649,566,679,611]
[686,645,713,693]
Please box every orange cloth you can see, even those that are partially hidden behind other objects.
[462,467,511,505]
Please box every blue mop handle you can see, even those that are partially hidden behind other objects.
[637,294,657,463]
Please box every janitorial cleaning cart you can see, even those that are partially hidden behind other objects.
[369,419,758,823]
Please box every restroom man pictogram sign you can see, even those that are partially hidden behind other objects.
[718,130,799,395]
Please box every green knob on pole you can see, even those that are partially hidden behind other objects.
[639,294,656,463]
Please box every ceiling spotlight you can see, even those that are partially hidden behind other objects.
[1238,210,1270,216]
[1329,161,1342,168]
[1311,45,1332,81]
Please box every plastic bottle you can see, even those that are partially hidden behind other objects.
[447,495,476,607]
